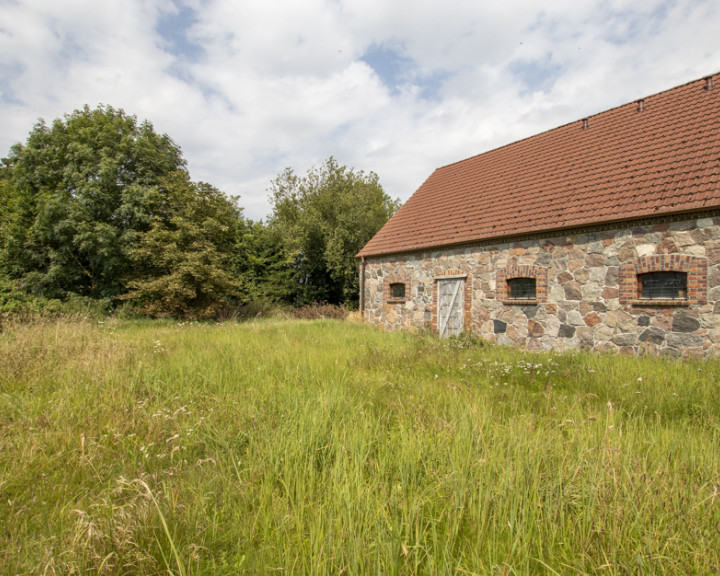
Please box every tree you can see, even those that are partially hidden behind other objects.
[232,218,292,305]
[267,157,399,305]
[123,171,241,319]
[0,105,185,299]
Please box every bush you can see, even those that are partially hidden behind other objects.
[0,278,113,326]
[284,302,350,320]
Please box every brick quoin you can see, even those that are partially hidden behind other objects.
[496,270,507,301]
[464,274,473,332]
[431,282,438,331]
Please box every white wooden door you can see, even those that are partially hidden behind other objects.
[437,278,464,337]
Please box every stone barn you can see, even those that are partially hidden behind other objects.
[357,73,720,358]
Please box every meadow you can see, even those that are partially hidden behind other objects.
[1,317,719,575]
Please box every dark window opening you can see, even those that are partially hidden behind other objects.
[390,283,406,299]
[508,277,536,299]
[639,271,687,299]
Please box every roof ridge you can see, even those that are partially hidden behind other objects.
[434,71,720,173]
[359,70,720,258]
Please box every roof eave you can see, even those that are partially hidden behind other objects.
[356,206,720,260]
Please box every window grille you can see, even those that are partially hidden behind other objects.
[639,272,687,299]
[508,277,536,299]
[390,283,406,299]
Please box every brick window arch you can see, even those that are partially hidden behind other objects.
[619,255,707,305]
[384,273,411,303]
[497,264,548,303]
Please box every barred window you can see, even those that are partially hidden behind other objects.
[508,277,536,300]
[390,283,406,299]
[639,272,687,300]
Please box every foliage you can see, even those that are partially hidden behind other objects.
[232,218,294,306]
[1,109,399,315]
[0,275,113,321]
[0,105,246,319]
[2,319,719,574]
[268,157,399,305]
[123,171,242,319]
[0,105,185,299]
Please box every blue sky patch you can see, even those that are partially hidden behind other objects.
[509,53,563,95]
[0,61,24,105]
[417,69,452,101]
[156,1,203,60]
[601,11,644,45]
[361,43,449,100]
[599,0,674,45]
[361,43,413,94]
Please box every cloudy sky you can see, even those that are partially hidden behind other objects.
[1,0,718,219]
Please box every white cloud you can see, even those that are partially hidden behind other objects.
[1,0,719,220]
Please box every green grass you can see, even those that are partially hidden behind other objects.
[1,318,719,575]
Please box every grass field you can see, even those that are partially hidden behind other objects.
[1,317,719,575]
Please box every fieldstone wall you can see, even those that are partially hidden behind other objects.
[362,215,720,358]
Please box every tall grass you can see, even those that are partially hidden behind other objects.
[1,318,719,575]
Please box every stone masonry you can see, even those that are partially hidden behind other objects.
[362,215,720,358]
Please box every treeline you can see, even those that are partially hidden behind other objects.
[0,105,399,319]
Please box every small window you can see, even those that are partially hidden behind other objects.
[508,277,536,300]
[639,272,687,299]
[390,283,406,299]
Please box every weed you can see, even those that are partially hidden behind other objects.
[1,319,719,574]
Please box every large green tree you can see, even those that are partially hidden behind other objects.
[0,105,185,299]
[123,171,242,319]
[233,218,292,305]
[267,157,399,305]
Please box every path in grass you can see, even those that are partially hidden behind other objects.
[1,318,719,575]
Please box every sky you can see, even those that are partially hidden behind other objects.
[1,0,718,220]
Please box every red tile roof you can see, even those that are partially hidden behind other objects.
[358,74,720,258]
